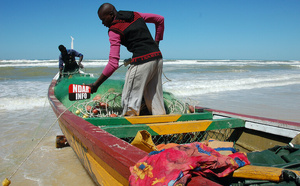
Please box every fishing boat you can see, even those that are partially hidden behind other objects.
[48,71,300,186]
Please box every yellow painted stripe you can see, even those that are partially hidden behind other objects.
[86,150,128,186]
[147,120,213,135]
[59,122,128,186]
[125,114,182,124]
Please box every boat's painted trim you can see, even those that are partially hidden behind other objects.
[101,118,245,138]
[126,112,213,124]
[86,112,213,126]
[196,107,300,138]
[127,114,182,124]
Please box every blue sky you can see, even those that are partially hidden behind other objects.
[1,0,300,60]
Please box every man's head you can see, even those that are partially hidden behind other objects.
[58,45,67,55]
[98,3,117,28]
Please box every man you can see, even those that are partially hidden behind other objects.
[58,45,84,76]
[88,3,166,116]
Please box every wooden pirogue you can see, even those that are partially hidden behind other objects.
[48,72,300,185]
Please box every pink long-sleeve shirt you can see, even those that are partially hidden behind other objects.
[102,12,164,77]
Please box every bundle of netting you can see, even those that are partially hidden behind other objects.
[72,89,122,118]
[71,90,192,118]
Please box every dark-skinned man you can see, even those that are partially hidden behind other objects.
[58,44,84,77]
[87,3,166,116]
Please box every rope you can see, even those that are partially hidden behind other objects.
[162,71,172,85]
[5,101,78,183]
[32,97,49,141]
[71,91,122,118]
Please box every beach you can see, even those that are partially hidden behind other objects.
[1,59,300,185]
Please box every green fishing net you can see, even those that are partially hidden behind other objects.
[54,74,189,118]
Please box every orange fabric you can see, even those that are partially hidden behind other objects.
[156,143,179,151]
[207,139,235,155]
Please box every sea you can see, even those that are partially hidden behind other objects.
[1,59,300,185]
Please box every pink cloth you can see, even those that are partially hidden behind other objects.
[102,12,164,77]
[102,32,121,77]
[129,142,250,186]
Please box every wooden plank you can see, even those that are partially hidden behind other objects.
[177,112,213,121]
[206,118,245,130]
[233,165,300,182]
[85,117,132,126]
[102,118,245,138]
[126,112,213,124]
[86,112,213,126]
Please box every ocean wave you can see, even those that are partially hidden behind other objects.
[291,65,300,68]
[1,59,300,68]
[164,60,300,67]
[0,59,109,68]
[164,74,300,97]
[1,59,300,111]
[0,59,57,63]
[0,96,48,111]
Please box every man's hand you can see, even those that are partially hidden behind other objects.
[85,74,108,94]
[59,67,63,78]
[86,83,98,94]
[78,62,84,69]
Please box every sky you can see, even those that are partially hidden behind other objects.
[0,0,300,60]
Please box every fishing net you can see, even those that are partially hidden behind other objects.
[122,128,236,145]
[55,73,190,118]
[70,90,123,118]
[70,90,190,118]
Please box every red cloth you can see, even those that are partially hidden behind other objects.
[129,142,250,186]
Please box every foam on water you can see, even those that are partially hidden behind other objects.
[0,59,57,67]
[165,72,300,97]
[0,79,49,110]
[0,59,109,68]
[163,59,300,67]
[0,97,48,111]
[1,59,300,68]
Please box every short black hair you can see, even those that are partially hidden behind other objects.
[58,45,66,52]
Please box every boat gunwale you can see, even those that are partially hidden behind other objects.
[196,106,300,138]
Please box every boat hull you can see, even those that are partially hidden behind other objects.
[48,73,300,185]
